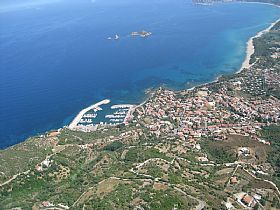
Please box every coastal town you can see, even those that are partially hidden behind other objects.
[0,1,280,210]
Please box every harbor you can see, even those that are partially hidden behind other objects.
[68,100,135,132]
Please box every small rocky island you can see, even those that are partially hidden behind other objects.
[131,30,152,37]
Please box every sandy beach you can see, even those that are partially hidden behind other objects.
[240,16,280,72]
[184,15,280,92]
[238,1,280,72]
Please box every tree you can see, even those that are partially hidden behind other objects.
[253,203,259,210]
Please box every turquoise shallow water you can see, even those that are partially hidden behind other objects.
[0,0,279,148]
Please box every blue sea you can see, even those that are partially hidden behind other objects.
[0,0,279,149]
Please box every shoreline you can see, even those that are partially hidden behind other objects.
[186,15,280,91]
[136,8,278,107]
[185,1,280,91]
[239,16,280,73]
[236,1,280,71]
[237,1,280,8]
[1,1,280,150]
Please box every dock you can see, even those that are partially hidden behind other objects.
[111,104,134,109]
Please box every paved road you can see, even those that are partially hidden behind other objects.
[0,170,30,187]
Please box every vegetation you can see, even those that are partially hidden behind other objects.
[103,141,123,151]
[260,125,280,187]
[1,1,280,208]
[124,147,172,163]
[201,140,237,164]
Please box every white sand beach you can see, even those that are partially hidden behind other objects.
[240,17,280,72]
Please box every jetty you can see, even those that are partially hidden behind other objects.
[69,99,110,130]
[111,104,134,109]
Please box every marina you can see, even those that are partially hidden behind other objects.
[68,100,135,132]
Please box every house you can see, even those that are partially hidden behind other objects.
[224,202,234,210]
[239,147,250,157]
[35,164,43,172]
[194,144,201,150]
[253,194,262,201]
[241,194,256,208]
[197,157,208,162]
[41,201,51,207]
[48,130,60,137]
[42,158,51,167]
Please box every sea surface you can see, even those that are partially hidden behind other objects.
[0,0,280,149]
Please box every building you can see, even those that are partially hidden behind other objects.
[241,194,256,208]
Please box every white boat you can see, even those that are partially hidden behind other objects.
[115,34,119,40]
[93,107,102,112]
[84,114,97,118]
[115,111,126,115]
[105,115,115,119]
[111,104,133,109]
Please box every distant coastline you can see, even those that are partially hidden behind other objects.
[193,0,280,7]
[185,14,280,92]
[238,1,280,72]
[238,1,280,8]
[240,16,280,72]
[197,1,280,90]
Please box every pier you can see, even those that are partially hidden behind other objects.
[111,104,134,109]
[68,99,110,130]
